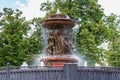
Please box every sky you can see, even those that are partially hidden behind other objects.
[0,0,120,20]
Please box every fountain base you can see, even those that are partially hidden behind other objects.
[40,55,78,67]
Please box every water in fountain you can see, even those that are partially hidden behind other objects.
[56,9,61,14]
[32,54,45,66]
[84,61,88,67]
[31,12,86,67]
[40,12,81,67]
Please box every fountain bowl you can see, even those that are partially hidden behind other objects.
[40,18,76,29]
[40,55,78,67]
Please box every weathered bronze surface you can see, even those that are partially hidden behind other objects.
[45,29,72,55]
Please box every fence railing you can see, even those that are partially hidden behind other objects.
[0,63,120,80]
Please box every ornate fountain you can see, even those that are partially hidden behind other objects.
[40,12,78,67]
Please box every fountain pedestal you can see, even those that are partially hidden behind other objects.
[40,13,78,67]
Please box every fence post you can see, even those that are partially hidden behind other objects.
[63,63,78,80]
[6,62,10,80]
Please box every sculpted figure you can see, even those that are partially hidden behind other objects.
[55,29,73,55]
[63,34,73,54]
[55,30,64,55]
[46,29,73,55]
[46,32,56,55]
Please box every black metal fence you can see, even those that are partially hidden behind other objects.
[0,63,120,80]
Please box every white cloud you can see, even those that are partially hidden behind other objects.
[15,0,54,20]
[98,0,120,15]
[15,1,26,8]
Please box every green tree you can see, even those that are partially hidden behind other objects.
[0,8,42,66]
[104,14,120,67]
[28,18,43,54]
[40,0,115,66]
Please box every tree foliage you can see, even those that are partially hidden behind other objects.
[104,14,120,67]
[0,8,42,66]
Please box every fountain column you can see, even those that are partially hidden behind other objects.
[40,13,78,67]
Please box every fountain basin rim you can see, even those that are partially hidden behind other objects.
[40,56,79,63]
[40,18,76,22]
[40,18,77,29]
